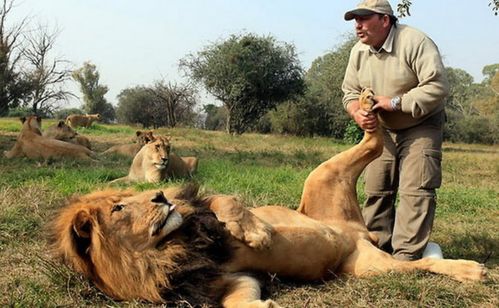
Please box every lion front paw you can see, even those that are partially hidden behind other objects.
[225,212,273,250]
[241,218,273,249]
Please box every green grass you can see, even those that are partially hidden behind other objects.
[0,118,498,307]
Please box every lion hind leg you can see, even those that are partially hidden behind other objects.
[343,240,487,282]
[221,274,281,308]
[297,88,383,223]
[206,195,273,249]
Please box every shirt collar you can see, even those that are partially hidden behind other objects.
[358,25,396,54]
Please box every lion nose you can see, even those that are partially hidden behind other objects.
[151,191,168,204]
[161,157,168,164]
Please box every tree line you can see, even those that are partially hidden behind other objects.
[1,0,497,144]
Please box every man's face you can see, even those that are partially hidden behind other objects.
[354,14,390,48]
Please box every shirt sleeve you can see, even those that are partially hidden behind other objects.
[400,37,449,118]
[342,48,362,110]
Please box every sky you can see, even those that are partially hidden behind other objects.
[10,0,499,107]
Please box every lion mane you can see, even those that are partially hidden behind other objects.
[48,185,233,305]
[4,116,94,160]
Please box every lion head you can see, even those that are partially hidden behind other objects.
[135,130,155,145]
[88,113,101,120]
[143,136,171,170]
[20,115,43,135]
[49,185,232,304]
[44,120,78,140]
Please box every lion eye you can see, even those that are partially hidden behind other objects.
[112,204,125,213]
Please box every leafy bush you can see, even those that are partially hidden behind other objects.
[445,111,497,144]
[343,120,363,144]
[53,108,84,120]
[7,107,34,118]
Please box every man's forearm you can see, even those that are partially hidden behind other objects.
[346,100,360,119]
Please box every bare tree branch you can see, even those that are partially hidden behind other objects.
[21,23,75,114]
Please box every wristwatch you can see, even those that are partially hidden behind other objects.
[390,96,401,111]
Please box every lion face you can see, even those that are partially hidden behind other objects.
[64,190,182,253]
[107,190,183,250]
[135,130,155,145]
[49,121,78,139]
[144,137,171,170]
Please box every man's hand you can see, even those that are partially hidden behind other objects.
[372,95,395,112]
[348,100,378,133]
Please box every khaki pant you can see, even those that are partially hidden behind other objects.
[362,112,444,261]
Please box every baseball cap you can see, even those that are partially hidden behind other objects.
[344,0,396,21]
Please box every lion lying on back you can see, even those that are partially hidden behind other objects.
[111,136,198,183]
[43,120,92,149]
[66,113,101,128]
[50,89,486,307]
[4,116,94,160]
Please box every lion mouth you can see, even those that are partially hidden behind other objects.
[155,162,168,170]
[150,203,182,238]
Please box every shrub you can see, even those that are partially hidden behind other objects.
[343,120,363,144]
[53,108,84,120]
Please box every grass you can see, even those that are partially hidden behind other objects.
[0,117,497,307]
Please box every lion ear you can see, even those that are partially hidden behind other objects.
[20,117,26,123]
[72,210,94,239]
[136,131,142,137]
[57,121,65,127]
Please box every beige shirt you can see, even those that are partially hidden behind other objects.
[342,24,449,130]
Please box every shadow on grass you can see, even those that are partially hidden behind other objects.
[445,232,498,266]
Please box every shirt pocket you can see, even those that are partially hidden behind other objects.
[420,149,442,189]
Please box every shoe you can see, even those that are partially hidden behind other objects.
[422,242,443,259]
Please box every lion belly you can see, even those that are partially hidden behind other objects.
[225,206,351,280]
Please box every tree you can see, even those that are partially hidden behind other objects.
[490,70,499,94]
[396,1,499,17]
[21,24,75,115]
[489,0,499,15]
[0,0,31,116]
[116,86,155,128]
[302,35,358,139]
[481,64,499,86]
[116,81,198,129]
[445,67,477,115]
[444,65,498,144]
[149,80,198,128]
[181,33,305,135]
[72,61,114,122]
[203,103,227,130]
